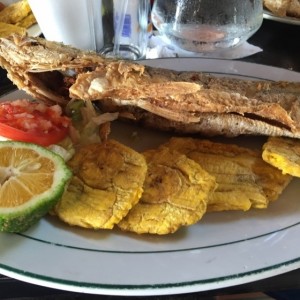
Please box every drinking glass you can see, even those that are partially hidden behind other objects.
[151,0,263,52]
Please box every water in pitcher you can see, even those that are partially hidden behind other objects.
[151,0,263,52]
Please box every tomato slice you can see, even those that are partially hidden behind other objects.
[0,99,71,146]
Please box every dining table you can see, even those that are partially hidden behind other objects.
[0,17,300,300]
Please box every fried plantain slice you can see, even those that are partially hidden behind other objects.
[262,136,300,177]
[54,140,147,229]
[0,22,26,38]
[15,12,36,29]
[0,0,32,25]
[163,137,292,212]
[118,147,217,235]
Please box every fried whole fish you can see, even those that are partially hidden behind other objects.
[264,0,300,17]
[1,35,300,138]
[118,147,216,234]
[162,137,292,212]
[53,140,147,229]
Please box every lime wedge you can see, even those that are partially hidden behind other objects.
[0,141,72,232]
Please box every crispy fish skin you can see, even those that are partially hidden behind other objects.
[0,35,200,105]
[72,58,300,136]
[263,136,300,177]
[98,103,300,139]
[0,35,107,105]
[1,35,300,138]
[70,63,201,100]
[162,137,292,212]
[287,0,300,17]
[73,71,300,136]
[54,140,147,229]
[264,0,300,17]
[93,89,297,129]
[118,147,217,235]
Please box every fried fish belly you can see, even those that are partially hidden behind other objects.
[162,138,292,212]
[262,136,300,177]
[53,140,147,229]
[118,147,217,235]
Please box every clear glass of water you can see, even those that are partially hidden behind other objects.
[100,0,150,60]
[151,0,263,53]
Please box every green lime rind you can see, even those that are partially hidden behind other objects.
[0,194,60,233]
[0,141,72,233]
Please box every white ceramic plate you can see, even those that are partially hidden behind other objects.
[263,9,300,25]
[1,58,300,296]
[27,23,41,37]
